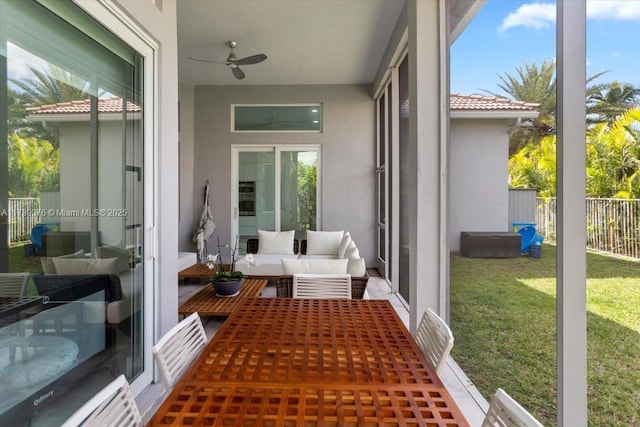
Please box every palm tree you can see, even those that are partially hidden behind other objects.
[484,60,610,154]
[9,64,91,145]
[483,60,556,154]
[587,82,640,125]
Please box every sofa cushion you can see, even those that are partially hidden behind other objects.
[52,257,118,275]
[281,258,348,275]
[306,230,344,256]
[343,241,360,260]
[40,249,85,274]
[235,253,299,276]
[258,230,296,255]
[338,232,352,259]
[97,245,130,273]
[347,258,366,276]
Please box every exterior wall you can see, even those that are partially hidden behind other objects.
[57,121,126,245]
[58,122,91,232]
[178,83,196,251]
[449,118,511,251]
[192,84,376,265]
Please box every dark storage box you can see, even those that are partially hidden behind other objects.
[460,232,521,258]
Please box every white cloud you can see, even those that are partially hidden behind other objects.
[610,51,621,58]
[587,0,640,21]
[499,0,640,32]
[499,3,556,32]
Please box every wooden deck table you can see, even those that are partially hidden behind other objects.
[178,279,267,317]
[149,298,470,426]
[178,263,231,283]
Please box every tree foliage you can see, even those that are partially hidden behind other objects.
[7,134,59,197]
[297,162,317,230]
[509,108,640,198]
[7,64,87,197]
[586,107,640,198]
[587,82,640,125]
[492,60,640,199]
[9,65,91,146]
[484,60,557,154]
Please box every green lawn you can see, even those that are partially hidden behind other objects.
[8,243,47,296]
[450,245,640,426]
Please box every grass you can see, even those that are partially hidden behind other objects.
[450,244,640,426]
[8,243,47,296]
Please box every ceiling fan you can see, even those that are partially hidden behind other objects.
[188,41,267,80]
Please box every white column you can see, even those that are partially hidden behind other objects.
[407,0,448,332]
[556,2,587,425]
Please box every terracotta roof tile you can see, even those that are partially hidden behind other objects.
[26,96,141,115]
[450,93,539,111]
[26,94,537,116]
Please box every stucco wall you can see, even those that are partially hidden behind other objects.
[191,84,376,264]
[178,83,196,251]
[57,121,126,245]
[449,118,511,251]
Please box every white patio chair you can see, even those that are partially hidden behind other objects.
[482,388,544,427]
[61,374,142,427]
[292,273,352,299]
[152,312,207,389]
[0,272,30,297]
[415,308,454,373]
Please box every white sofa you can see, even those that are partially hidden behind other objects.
[178,252,197,271]
[33,247,141,325]
[235,230,367,278]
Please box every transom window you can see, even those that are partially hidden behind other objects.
[232,104,322,132]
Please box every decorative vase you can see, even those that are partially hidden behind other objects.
[211,279,243,297]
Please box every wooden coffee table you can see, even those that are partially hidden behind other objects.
[178,263,230,284]
[178,279,267,317]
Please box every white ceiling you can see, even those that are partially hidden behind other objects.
[177,0,405,86]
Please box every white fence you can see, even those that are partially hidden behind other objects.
[8,198,41,244]
[536,197,640,259]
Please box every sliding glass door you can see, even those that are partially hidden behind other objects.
[233,145,320,250]
[1,1,146,424]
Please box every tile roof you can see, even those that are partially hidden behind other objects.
[26,94,538,116]
[26,96,141,115]
[450,93,539,111]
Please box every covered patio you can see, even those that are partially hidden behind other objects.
[0,0,590,425]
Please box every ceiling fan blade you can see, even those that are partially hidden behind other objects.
[234,54,267,65]
[187,57,224,64]
[231,66,246,80]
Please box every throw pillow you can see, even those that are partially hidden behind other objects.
[281,258,348,275]
[40,249,85,274]
[338,232,352,259]
[306,230,344,256]
[258,230,295,255]
[52,257,118,275]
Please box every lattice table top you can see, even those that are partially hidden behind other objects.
[149,298,469,426]
[178,263,220,278]
[178,280,267,316]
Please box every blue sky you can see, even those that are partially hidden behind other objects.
[450,0,640,97]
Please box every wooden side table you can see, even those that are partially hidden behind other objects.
[178,279,267,317]
[178,263,230,283]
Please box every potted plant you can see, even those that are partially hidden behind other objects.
[205,237,247,297]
